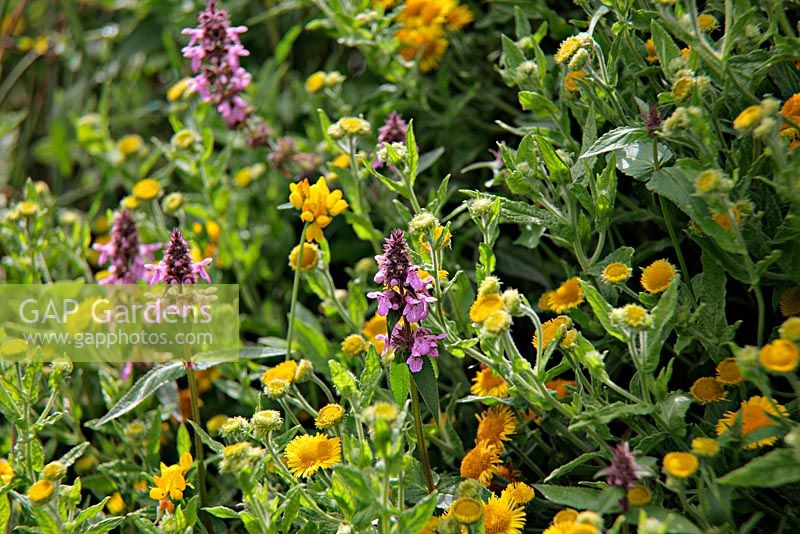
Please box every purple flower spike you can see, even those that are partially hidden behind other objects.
[93,209,160,284]
[595,442,651,490]
[182,0,252,127]
[367,229,445,372]
[377,112,408,144]
[146,228,212,284]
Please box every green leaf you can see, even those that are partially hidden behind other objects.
[398,491,437,532]
[83,517,126,533]
[648,165,744,254]
[177,423,191,457]
[658,392,692,438]
[410,357,440,417]
[545,452,604,482]
[570,402,655,429]
[57,442,90,469]
[187,420,224,454]
[406,120,419,185]
[329,360,357,398]
[650,20,682,75]
[88,362,186,428]
[579,281,626,341]
[534,485,606,509]
[73,497,110,526]
[204,506,241,519]
[519,91,558,119]
[718,449,800,487]
[641,280,679,373]
[501,34,526,72]
[580,127,648,159]
[389,362,410,406]
[537,136,569,182]
[0,376,23,423]
[359,346,382,406]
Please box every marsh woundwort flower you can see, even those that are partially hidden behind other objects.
[146,228,212,284]
[596,442,651,490]
[93,209,161,284]
[182,0,252,127]
[367,229,445,372]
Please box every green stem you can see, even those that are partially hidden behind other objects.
[285,224,308,359]
[410,382,435,493]
[659,196,696,305]
[185,362,208,512]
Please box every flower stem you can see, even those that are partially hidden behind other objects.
[285,223,308,359]
[410,382,435,493]
[185,362,208,511]
[659,196,696,305]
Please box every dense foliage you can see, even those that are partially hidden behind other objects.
[2,0,800,532]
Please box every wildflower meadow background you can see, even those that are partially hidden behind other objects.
[2,0,800,532]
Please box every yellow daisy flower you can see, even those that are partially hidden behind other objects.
[28,480,55,503]
[305,71,326,93]
[734,105,763,131]
[362,314,388,352]
[691,437,720,457]
[0,459,14,485]
[716,396,789,449]
[690,377,727,404]
[715,358,744,385]
[470,293,505,323]
[759,339,799,373]
[261,360,298,386]
[640,259,676,294]
[502,482,535,504]
[626,485,651,506]
[451,497,483,524]
[547,277,584,313]
[460,441,502,486]
[476,405,518,447]
[662,452,698,478]
[132,178,161,201]
[483,494,526,534]
[564,70,588,93]
[315,403,346,429]
[284,433,342,477]
[470,367,510,398]
[289,243,319,272]
[532,316,572,354]
[644,38,658,63]
[601,262,632,284]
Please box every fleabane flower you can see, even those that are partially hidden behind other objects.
[146,228,212,284]
[289,176,348,243]
[93,209,161,284]
[182,0,252,127]
[284,433,342,477]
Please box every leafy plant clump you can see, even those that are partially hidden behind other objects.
[1,0,800,532]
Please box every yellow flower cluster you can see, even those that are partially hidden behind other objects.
[393,0,473,72]
[149,452,192,505]
[469,277,519,335]
[543,508,600,534]
[289,176,348,242]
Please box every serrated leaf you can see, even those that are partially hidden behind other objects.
[641,280,679,373]
[581,127,649,159]
[204,506,241,519]
[359,346,382,406]
[187,420,224,454]
[329,360,357,398]
[389,362,410,406]
[88,362,186,428]
[410,357,439,417]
